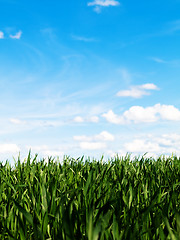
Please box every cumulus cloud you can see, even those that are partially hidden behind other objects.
[88,0,120,13]
[158,105,180,121]
[123,105,159,123]
[0,31,4,39]
[10,30,22,39]
[102,110,124,124]
[102,103,180,124]
[73,116,84,123]
[116,83,159,98]
[95,131,115,141]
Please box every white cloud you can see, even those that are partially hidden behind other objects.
[123,133,180,156]
[74,135,91,141]
[10,118,26,125]
[80,141,106,150]
[88,116,99,123]
[74,131,114,150]
[158,104,180,121]
[88,0,120,7]
[26,145,64,158]
[95,131,114,141]
[102,103,180,124]
[117,88,149,98]
[0,144,20,153]
[141,83,159,90]
[74,131,114,142]
[102,110,125,124]
[88,0,120,13]
[123,105,159,123]
[10,30,22,39]
[117,83,159,98]
[124,139,160,153]
[73,115,99,123]
[162,133,180,142]
[73,116,84,123]
[0,31,4,39]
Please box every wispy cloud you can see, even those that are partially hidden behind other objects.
[71,34,97,42]
[150,57,167,63]
[116,83,159,98]
[40,28,57,42]
[87,0,120,13]
[150,57,180,67]
[117,68,132,85]
[10,30,22,39]
[167,20,180,34]
[152,20,180,37]
[102,103,180,124]
[9,117,64,131]
[0,31,4,39]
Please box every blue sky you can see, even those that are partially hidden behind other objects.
[1,0,180,161]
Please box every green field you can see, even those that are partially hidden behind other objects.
[0,153,180,239]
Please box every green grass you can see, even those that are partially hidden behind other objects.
[0,153,180,239]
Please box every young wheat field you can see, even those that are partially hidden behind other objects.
[0,153,180,239]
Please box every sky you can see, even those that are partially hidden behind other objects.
[1,0,180,162]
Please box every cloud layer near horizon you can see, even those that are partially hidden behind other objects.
[103,104,180,124]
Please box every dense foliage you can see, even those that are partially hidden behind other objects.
[0,153,180,239]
